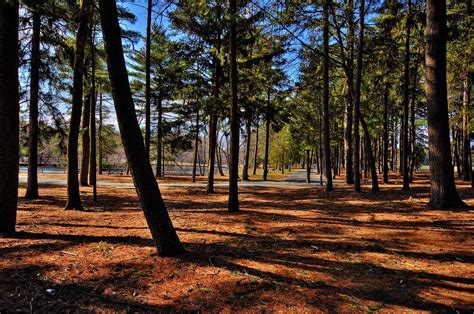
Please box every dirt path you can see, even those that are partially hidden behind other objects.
[19,168,328,189]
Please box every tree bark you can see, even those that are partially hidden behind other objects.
[156,96,163,178]
[0,0,19,233]
[322,0,333,191]
[344,0,354,185]
[98,92,103,174]
[409,60,418,182]
[89,24,97,202]
[242,116,251,181]
[206,55,221,192]
[228,0,239,212]
[192,109,199,183]
[98,0,185,255]
[353,0,364,192]
[383,86,389,183]
[80,91,91,186]
[360,113,379,192]
[425,0,466,209]
[144,0,152,157]
[252,115,259,175]
[65,0,92,210]
[263,107,271,181]
[25,10,41,199]
[402,0,411,190]
[462,72,471,181]
[306,149,311,183]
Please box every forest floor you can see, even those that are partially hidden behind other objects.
[1,171,473,312]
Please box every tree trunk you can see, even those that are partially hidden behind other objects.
[252,115,259,175]
[393,119,398,172]
[228,0,239,212]
[156,96,163,178]
[206,12,222,193]
[383,86,389,183]
[402,0,411,190]
[322,0,333,191]
[462,72,471,181]
[80,91,91,186]
[242,117,251,181]
[360,113,379,192]
[65,0,92,210]
[353,0,364,192]
[344,0,354,185]
[0,0,19,233]
[399,116,403,176]
[98,92,103,175]
[25,10,40,199]
[98,0,185,255]
[144,0,152,157]
[409,60,418,182]
[263,107,271,181]
[306,149,311,183]
[192,109,199,183]
[425,0,466,209]
[217,142,225,176]
[453,127,461,177]
[89,25,97,202]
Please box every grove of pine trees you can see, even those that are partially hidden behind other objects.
[0,0,473,310]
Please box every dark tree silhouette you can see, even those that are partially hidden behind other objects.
[0,0,19,233]
[353,0,364,193]
[98,0,185,255]
[228,0,239,212]
[402,0,411,190]
[425,0,466,209]
[65,0,92,210]
[383,86,389,183]
[89,21,97,202]
[322,0,333,191]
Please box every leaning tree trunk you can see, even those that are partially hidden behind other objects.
[217,143,225,176]
[353,0,365,193]
[425,0,466,209]
[242,116,251,181]
[98,0,185,255]
[228,0,239,212]
[462,72,471,181]
[65,0,92,210]
[80,91,91,186]
[25,10,41,199]
[0,0,19,233]
[322,0,333,191]
[402,0,411,190]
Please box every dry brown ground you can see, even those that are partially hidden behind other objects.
[1,173,473,313]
